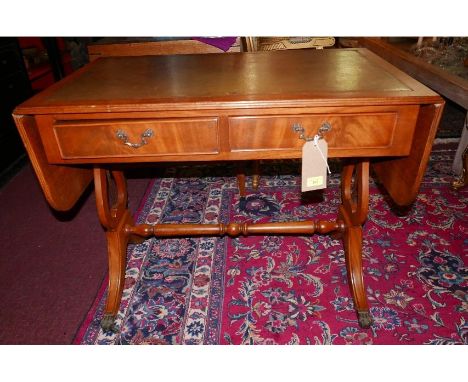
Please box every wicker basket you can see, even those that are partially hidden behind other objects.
[255,37,335,51]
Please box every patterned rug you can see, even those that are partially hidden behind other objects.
[75,143,467,345]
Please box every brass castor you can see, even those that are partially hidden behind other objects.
[252,174,260,190]
[357,311,373,329]
[451,145,467,191]
[451,169,467,190]
[101,314,118,333]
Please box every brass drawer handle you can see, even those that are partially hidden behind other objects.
[292,121,332,141]
[116,129,154,148]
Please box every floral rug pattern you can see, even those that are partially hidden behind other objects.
[77,144,467,345]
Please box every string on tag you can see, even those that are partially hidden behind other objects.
[313,135,331,174]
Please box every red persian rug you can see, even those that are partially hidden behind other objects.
[75,143,467,345]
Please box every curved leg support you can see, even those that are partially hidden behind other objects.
[340,161,373,328]
[101,209,134,332]
[340,209,372,328]
[94,168,134,332]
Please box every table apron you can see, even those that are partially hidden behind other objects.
[34,105,420,164]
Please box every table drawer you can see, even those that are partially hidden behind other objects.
[229,106,419,157]
[52,118,220,159]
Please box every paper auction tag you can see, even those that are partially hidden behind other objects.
[301,137,330,192]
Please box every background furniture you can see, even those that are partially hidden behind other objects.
[87,37,241,61]
[0,38,32,181]
[358,37,468,187]
[358,38,467,109]
[245,37,335,52]
[19,37,74,92]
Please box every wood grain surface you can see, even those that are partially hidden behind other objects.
[15,49,440,115]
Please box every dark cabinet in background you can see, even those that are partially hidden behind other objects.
[0,38,32,179]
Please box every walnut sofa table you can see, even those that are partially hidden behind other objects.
[13,49,444,331]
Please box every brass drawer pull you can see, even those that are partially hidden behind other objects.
[116,129,154,148]
[292,121,332,141]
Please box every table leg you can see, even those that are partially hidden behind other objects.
[94,168,137,332]
[252,160,260,190]
[339,160,373,328]
[237,161,260,211]
[236,164,247,210]
[451,112,468,190]
[93,162,373,331]
[451,144,468,190]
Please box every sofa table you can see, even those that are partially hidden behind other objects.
[13,49,444,331]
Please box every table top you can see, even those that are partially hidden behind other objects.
[15,48,440,115]
[13,48,445,212]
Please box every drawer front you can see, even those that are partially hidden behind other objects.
[53,118,219,159]
[229,106,419,157]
